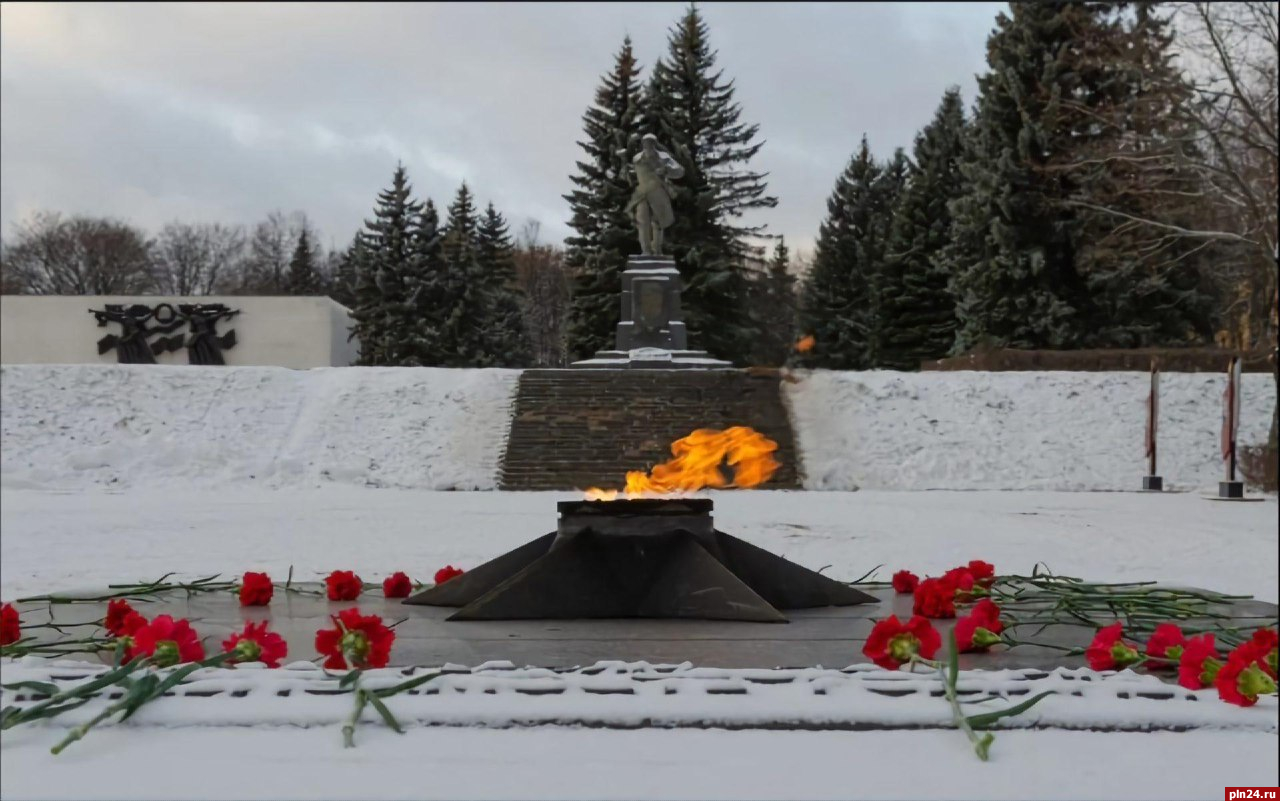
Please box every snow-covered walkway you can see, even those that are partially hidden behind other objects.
[3,724,1276,801]
[2,487,1275,602]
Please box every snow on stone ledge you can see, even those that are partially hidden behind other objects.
[0,365,519,491]
[2,658,1275,733]
[785,369,1276,492]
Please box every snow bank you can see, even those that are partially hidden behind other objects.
[0,365,518,491]
[1,364,1274,492]
[786,370,1276,491]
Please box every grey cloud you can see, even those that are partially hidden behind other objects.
[1,2,1004,258]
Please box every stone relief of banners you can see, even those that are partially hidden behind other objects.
[89,303,240,365]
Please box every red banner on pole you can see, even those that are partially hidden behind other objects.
[1220,358,1237,465]
[1145,367,1158,461]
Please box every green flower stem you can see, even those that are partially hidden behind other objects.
[937,661,994,761]
[49,653,231,755]
[342,671,367,749]
[912,644,994,761]
[0,639,116,658]
[1,658,146,729]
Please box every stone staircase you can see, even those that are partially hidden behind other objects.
[499,369,802,491]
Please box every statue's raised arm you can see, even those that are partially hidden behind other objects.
[627,134,683,256]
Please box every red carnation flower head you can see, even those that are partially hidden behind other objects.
[115,612,148,647]
[966,560,996,587]
[940,568,980,602]
[912,577,956,619]
[862,614,941,670]
[1177,633,1223,690]
[222,621,288,668]
[325,570,363,601]
[1250,628,1278,679]
[382,572,414,599]
[239,572,274,607]
[954,599,1004,652]
[128,614,205,667]
[1144,623,1187,670]
[891,570,919,594]
[954,614,1004,653]
[314,608,395,670]
[0,603,19,646]
[1085,622,1141,671]
[1214,643,1278,707]
[969,598,1003,632]
[434,565,465,585]
[104,599,140,637]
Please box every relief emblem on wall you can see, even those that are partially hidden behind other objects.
[89,303,240,365]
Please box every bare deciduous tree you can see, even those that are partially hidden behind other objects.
[151,222,245,296]
[514,220,572,367]
[0,212,154,295]
[1051,2,1277,349]
[225,210,312,294]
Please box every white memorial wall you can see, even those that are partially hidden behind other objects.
[0,295,360,368]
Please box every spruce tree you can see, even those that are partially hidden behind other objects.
[643,4,777,363]
[879,88,967,369]
[564,37,645,360]
[473,203,529,366]
[942,4,1096,352]
[432,185,528,367]
[349,163,424,365]
[798,136,883,369]
[865,148,910,367]
[286,228,321,295]
[747,237,797,366]
[398,199,451,365]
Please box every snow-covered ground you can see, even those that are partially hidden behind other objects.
[0,365,519,491]
[787,369,1276,491]
[2,487,1277,602]
[4,725,1274,801]
[3,365,1273,493]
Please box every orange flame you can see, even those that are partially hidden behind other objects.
[584,426,780,500]
[795,334,816,353]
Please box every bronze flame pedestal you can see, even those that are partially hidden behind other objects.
[404,498,877,622]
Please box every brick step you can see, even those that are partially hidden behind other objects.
[499,369,802,491]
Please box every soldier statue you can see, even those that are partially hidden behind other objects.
[626,133,685,256]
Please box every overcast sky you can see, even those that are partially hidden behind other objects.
[0,2,1005,260]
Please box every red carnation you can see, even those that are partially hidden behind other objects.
[325,570,363,601]
[382,572,414,598]
[1214,642,1278,707]
[1177,633,1223,690]
[128,614,205,667]
[314,608,395,670]
[942,567,976,592]
[1250,628,1277,678]
[239,572,274,606]
[891,570,919,594]
[940,568,978,603]
[966,560,996,587]
[104,599,139,636]
[434,565,465,585]
[1144,623,1186,670]
[954,599,1004,652]
[863,614,941,670]
[0,603,19,646]
[912,578,956,619]
[222,621,288,668]
[1085,622,1141,671]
